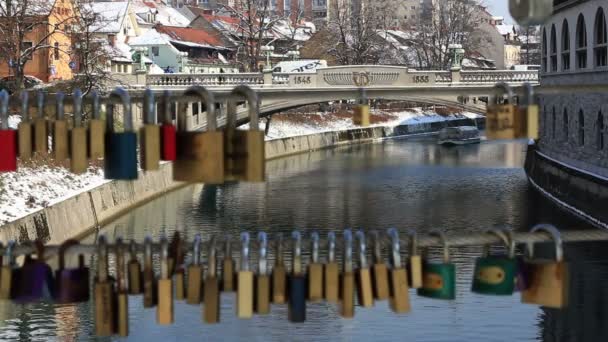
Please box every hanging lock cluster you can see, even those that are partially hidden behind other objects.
[0,86,265,184]
[485,82,539,141]
[0,224,568,337]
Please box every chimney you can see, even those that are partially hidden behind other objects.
[108,34,116,47]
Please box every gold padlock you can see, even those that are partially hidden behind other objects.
[222,237,235,292]
[187,234,203,305]
[272,234,287,304]
[371,231,390,300]
[88,91,105,160]
[486,83,517,140]
[521,224,568,309]
[237,232,254,319]
[341,230,355,318]
[53,92,69,161]
[407,230,423,289]
[387,228,411,314]
[356,231,374,308]
[204,236,220,323]
[324,232,340,303]
[173,86,224,183]
[115,239,129,337]
[224,85,265,182]
[255,232,271,314]
[517,83,539,140]
[70,90,88,174]
[94,236,115,336]
[308,232,323,302]
[33,91,48,155]
[157,237,174,325]
[128,240,142,295]
[18,92,33,160]
[143,236,156,308]
[140,89,161,171]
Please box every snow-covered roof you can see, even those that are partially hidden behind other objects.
[272,20,314,41]
[104,41,133,63]
[129,28,171,46]
[496,24,515,36]
[0,0,56,16]
[131,0,190,27]
[88,1,130,34]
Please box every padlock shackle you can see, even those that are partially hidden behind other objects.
[72,89,84,128]
[482,229,512,258]
[171,231,184,266]
[356,230,368,268]
[406,229,418,257]
[311,231,319,263]
[97,235,109,282]
[492,82,515,105]
[143,89,156,125]
[20,91,29,123]
[521,83,536,106]
[144,236,153,269]
[129,240,137,260]
[192,234,202,266]
[224,234,232,259]
[107,87,133,132]
[162,90,172,125]
[500,229,517,258]
[91,91,101,120]
[0,90,8,130]
[115,238,127,292]
[527,223,563,262]
[55,92,65,120]
[160,236,169,279]
[58,239,79,270]
[387,228,402,269]
[227,85,259,131]
[429,230,450,264]
[371,231,383,264]
[275,233,284,265]
[208,235,217,278]
[182,86,216,131]
[292,230,302,275]
[240,232,250,271]
[258,232,268,275]
[328,232,336,263]
[343,229,353,273]
[3,241,14,266]
[36,91,45,119]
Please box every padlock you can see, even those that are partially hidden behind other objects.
[0,90,17,172]
[353,104,370,127]
[53,92,69,161]
[387,228,411,313]
[104,87,138,180]
[18,92,33,160]
[89,91,105,160]
[222,236,235,292]
[505,228,531,292]
[509,0,553,26]
[55,239,90,304]
[115,238,129,337]
[171,232,186,300]
[157,236,174,325]
[160,90,177,161]
[94,236,115,336]
[140,89,161,171]
[173,86,224,184]
[516,83,539,140]
[521,224,568,309]
[69,90,88,174]
[224,85,265,182]
[371,231,389,300]
[143,236,157,308]
[15,240,55,302]
[472,229,517,296]
[237,232,254,319]
[128,240,142,294]
[355,230,374,308]
[486,83,517,140]
[272,233,287,304]
[341,229,355,318]
[255,232,271,314]
[417,230,456,300]
[34,91,48,155]
[308,231,323,302]
[324,232,340,303]
[0,241,17,299]
[407,229,423,289]
[288,231,306,323]
[204,235,220,323]
[187,234,203,304]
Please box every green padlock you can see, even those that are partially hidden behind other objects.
[471,229,517,295]
[417,231,455,300]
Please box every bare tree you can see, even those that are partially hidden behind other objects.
[518,25,541,65]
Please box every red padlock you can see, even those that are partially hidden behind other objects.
[160,90,176,161]
[0,90,17,172]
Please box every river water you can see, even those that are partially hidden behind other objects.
[0,136,606,341]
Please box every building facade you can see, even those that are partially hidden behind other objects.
[526,0,608,227]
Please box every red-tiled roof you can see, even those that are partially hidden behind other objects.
[202,14,241,26]
[155,24,225,47]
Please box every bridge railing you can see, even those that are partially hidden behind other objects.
[460,70,539,84]
[147,73,264,87]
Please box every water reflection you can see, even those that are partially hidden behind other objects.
[0,137,606,341]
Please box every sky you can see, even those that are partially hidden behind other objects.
[486,0,514,23]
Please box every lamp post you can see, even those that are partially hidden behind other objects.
[261,45,274,70]
[133,47,148,71]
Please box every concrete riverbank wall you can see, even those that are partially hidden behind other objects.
[0,117,482,243]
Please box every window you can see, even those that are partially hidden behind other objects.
[552,107,556,139]
[542,28,548,72]
[562,19,571,70]
[151,46,159,56]
[578,110,585,146]
[563,108,569,141]
[595,8,607,66]
[54,42,59,60]
[597,112,605,150]
[576,14,588,69]
[550,24,558,71]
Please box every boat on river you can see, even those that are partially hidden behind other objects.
[437,126,481,146]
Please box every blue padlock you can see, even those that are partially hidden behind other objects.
[104,88,138,180]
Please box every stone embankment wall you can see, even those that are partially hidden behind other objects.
[0,118,482,243]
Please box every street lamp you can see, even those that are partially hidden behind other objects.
[261,45,274,70]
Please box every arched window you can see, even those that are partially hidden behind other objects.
[562,19,571,70]
[563,108,569,141]
[595,8,607,66]
[578,110,585,146]
[598,112,605,150]
[576,14,588,68]
[552,107,557,139]
[550,24,558,71]
[542,28,548,72]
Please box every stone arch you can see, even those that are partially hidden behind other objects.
[594,7,607,66]
[550,24,558,71]
[562,19,571,70]
[576,13,588,68]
